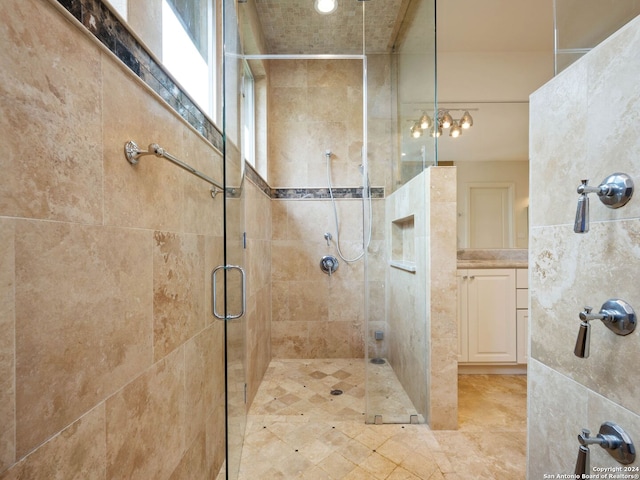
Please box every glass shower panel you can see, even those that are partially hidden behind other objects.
[223,0,247,478]
[554,0,640,73]
[364,0,436,425]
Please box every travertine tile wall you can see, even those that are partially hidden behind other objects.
[271,197,368,357]
[386,167,457,429]
[245,177,272,405]
[528,17,640,477]
[268,58,384,358]
[0,0,226,477]
[268,59,364,188]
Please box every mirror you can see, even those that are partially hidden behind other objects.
[435,0,556,249]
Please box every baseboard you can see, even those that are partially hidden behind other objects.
[458,364,528,375]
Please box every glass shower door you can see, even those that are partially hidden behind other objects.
[222,0,247,478]
[364,0,437,425]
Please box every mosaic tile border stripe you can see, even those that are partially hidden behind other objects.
[245,164,271,197]
[245,164,384,199]
[55,0,223,152]
[271,186,385,199]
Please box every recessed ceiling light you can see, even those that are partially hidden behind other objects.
[315,0,338,14]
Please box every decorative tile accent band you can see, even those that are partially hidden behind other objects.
[244,163,384,199]
[55,0,223,152]
[245,164,271,197]
[271,186,385,199]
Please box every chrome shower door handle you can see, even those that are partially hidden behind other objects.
[211,265,246,320]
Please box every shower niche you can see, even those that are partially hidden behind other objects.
[390,215,416,272]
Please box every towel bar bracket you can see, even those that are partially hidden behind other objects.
[124,140,223,198]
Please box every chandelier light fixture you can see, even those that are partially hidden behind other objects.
[408,108,476,139]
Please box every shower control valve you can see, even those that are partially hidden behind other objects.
[574,299,636,358]
[320,255,339,276]
[574,422,635,476]
[576,173,634,207]
[574,173,633,233]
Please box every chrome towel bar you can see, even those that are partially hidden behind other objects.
[124,140,223,198]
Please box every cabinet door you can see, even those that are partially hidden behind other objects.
[517,309,529,364]
[467,269,516,362]
[457,270,469,362]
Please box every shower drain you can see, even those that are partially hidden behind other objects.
[330,389,343,396]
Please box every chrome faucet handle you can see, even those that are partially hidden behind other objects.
[579,306,608,322]
[577,179,611,197]
[574,173,633,233]
[574,300,637,359]
[574,422,635,476]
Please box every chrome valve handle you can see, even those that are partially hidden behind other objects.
[574,173,633,233]
[575,423,635,475]
[574,299,636,358]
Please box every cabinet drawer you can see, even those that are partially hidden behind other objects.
[516,268,528,289]
[516,289,528,309]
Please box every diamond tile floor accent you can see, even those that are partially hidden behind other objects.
[237,359,527,479]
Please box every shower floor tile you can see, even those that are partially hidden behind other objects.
[237,359,527,479]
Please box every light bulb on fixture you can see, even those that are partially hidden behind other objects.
[430,125,442,138]
[315,0,338,14]
[440,111,453,129]
[449,121,462,138]
[410,123,422,138]
[460,111,473,129]
[419,114,432,130]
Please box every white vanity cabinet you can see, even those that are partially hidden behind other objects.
[516,268,529,364]
[457,268,526,364]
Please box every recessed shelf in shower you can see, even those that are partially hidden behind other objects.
[391,215,416,272]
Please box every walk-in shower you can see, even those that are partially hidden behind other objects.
[223,0,439,477]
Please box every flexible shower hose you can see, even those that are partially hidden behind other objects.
[325,151,372,263]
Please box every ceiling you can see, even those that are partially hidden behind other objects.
[251,0,554,55]
[251,0,556,162]
[252,0,405,54]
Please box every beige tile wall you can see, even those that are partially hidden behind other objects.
[267,59,364,189]
[245,177,272,405]
[0,0,225,477]
[385,167,457,429]
[268,58,377,358]
[271,198,367,358]
[528,16,640,477]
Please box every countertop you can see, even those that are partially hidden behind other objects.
[457,249,528,269]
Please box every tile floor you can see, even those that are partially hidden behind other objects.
[237,359,527,479]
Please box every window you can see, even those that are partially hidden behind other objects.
[162,0,216,118]
[241,62,255,166]
[108,0,128,19]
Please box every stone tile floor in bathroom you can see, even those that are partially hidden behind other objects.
[237,359,527,479]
